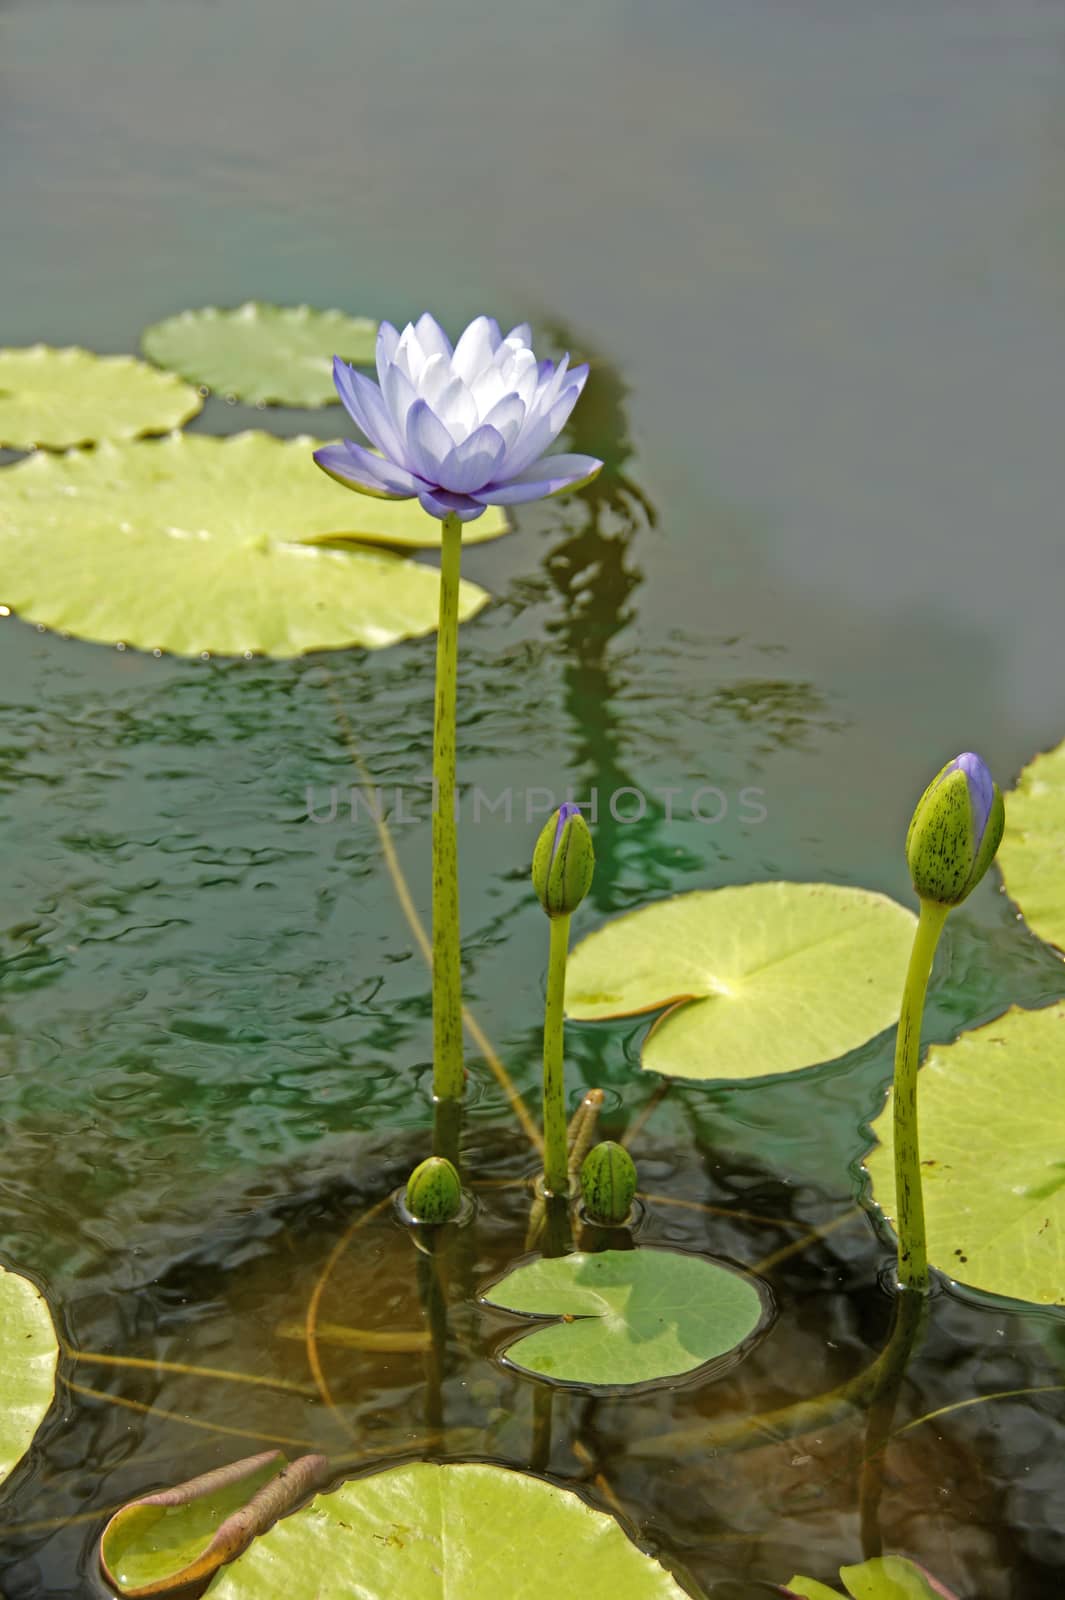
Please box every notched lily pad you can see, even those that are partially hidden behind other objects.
[482,1247,768,1388]
[784,1554,959,1599]
[865,1002,1065,1306]
[0,1262,59,1485]
[205,1461,691,1599]
[100,1450,330,1597]
[998,740,1065,954]
[566,882,917,1082]
[141,304,378,408]
[0,433,493,656]
[0,346,201,450]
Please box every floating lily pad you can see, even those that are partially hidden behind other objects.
[784,1555,958,1599]
[205,1462,691,1599]
[142,304,378,407]
[0,433,494,656]
[482,1248,768,1387]
[566,883,916,1082]
[865,1003,1065,1306]
[0,1262,58,1485]
[100,1450,330,1597]
[998,740,1065,954]
[0,346,201,450]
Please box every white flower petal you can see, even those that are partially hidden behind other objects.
[375,321,400,388]
[395,323,427,383]
[417,352,453,409]
[383,362,418,439]
[479,392,526,452]
[469,364,509,420]
[433,376,479,445]
[406,399,455,481]
[452,316,503,384]
[436,424,507,494]
[414,313,453,360]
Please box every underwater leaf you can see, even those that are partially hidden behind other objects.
[0,1262,58,1485]
[0,433,493,657]
[100,1450,330,1597]
[998,740,1065,954]
[0,346,201,450]
[566,883,916,1082]
[785,1555,959,1598]
[865,1002,1065,1306]
[141,303,378,407]
[205,1461,691,1599]
[482,1247,767,1387]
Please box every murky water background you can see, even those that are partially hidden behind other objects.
[2,0,1064,1594]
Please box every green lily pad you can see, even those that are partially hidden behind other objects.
[205,1462,691,1599]
[998,740,1065,954]
[141,304,378,407]
[482,1248,768,1387]
[0,346,201,450]
[785,1555,958,1599]
[100,1450,330,1597]
[566,883,917,1082]
[0,433,494,657]
[0,1262,58,1485]
[864,1002,1065,1306]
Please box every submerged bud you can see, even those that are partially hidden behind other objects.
[905,751,1005,907]
[532,803,595,918]
[580,1141,637,1225]
[405,1156,462,1224]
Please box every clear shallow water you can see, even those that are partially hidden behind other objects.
[2,0,1065,1594]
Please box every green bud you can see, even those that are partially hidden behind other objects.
[905,751,1005,907]
[532,803,595,918]
[404,1156,462,1224]
[580,1140,637,1225]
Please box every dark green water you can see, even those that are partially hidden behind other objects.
[2,0,1065,1594]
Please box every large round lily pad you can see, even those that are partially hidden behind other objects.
[0,346,201,450]
[142,304,378,407]
[205,1462,691,1599]
[998,740,1065,954]
[566,883,917,1082]
[482,1248,768,1387]
[0,433,495,656]
[0,1262,58,1485]
[865,1002,1065,1305]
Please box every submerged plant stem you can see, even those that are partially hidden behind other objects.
[893,898,949,1293]
[543,912,572,1195]
[432,510,465,1111]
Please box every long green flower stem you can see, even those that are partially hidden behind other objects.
[543,912,572,1196]
[431,511,464,1123]
[893,898,949,1293]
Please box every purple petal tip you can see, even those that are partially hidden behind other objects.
[947,751,995,845]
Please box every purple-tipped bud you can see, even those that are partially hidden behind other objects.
[531,803,595,918]
[905,750,1005,906]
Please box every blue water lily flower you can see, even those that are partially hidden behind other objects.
[314,313,603,522]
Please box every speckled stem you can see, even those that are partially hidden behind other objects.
[431,512,464,1112]
[543,913,572,1196]
[894,898,949,1293]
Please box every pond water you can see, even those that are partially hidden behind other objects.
[2,0,1065,1594]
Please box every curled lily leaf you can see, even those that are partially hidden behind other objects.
[98,1450,330,1597]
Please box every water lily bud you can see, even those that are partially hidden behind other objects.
[405,1156,462,1224]
[905,751,1005,906]
[580,1141,637,1225]
[532,803,595,918]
